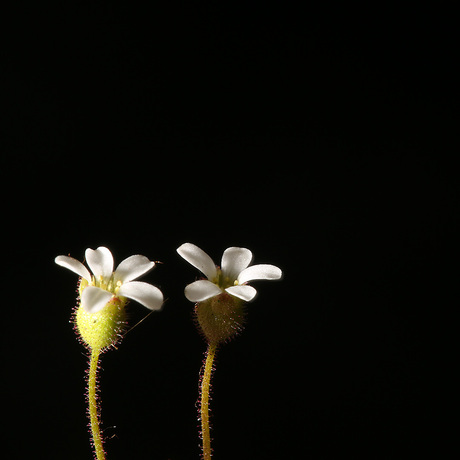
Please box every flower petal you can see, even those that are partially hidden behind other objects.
[118,281,164,311]
[113,255,155,283]
[81,286,113,313]
[85,247,114,280]
[237,264,283,284]
[221,247,253,281]
[225,285,257,302]
[177,243,217,280]
[184,280,222,302]
[55,255,92,282]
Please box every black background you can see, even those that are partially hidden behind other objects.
[3,3,457,459]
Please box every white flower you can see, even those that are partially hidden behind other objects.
[55,246,164,313]
[177,243,282,302]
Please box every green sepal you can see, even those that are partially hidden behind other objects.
[195,292,247,345]
[74,297,127,352]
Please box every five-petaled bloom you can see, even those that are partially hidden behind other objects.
[177,243,282,345]
[177,243,282,302]
[55,246,164,313]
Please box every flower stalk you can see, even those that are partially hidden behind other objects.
[88,348,105,460]
[200,342,218,460]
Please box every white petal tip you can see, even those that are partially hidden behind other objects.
[237,264,283,285]
[226,285,258,302]
[55,255,92,282]
[184,280,223,302]
[81,286,113,313]
[114,255,156,283]
[177,243,217,280]
[118,281,164,311]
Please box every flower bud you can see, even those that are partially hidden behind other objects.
[194,291,247,345]
[74,296,127,352]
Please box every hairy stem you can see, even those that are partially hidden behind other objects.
[200,342,218,459]
[88,348,105,460]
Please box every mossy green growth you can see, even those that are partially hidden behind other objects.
[75,297,127,352]
[195,292,247,345]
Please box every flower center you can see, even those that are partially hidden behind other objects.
[213,268,237,290]
[81,275,123,295]
[78,276,125,308]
